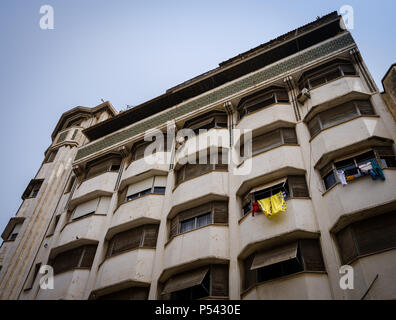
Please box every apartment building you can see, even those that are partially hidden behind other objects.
[0,11,396,300]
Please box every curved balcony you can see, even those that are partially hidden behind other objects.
[235,145,305,191]
[236,103,295,132]
[57,214,107,248]
[94,249,155,292]
[239,199,318,253]
[119,152,170,190]
[242,273,331,300]
[109,194,164,235]
[71,172,118,206]
[163,225,229,271]
[311,116,392,166]
[36,269,90,300]
[304,77,369,115]
[171,171,228,209]
[175,129,229,165]
[323,169,396,230]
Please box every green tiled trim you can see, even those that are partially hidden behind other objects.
[76,33,355,161]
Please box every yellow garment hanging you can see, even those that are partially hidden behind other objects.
[258,198,272,217]
[271,191,287,215]
[257,192,287,218]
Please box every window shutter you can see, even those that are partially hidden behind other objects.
[110,227,143,256]
[126,177,154,197]
[170,216,179,238]
[52,247,83,275]
[210,264,229,297]
[72,198,100,220]
[299,239,325,272]
[276,90,289,102]
[357,100,375,116]
[213,201,228,224]
[98,287,149,300]
[308,116,321,137]
[86,159,113,179]
[282,128,297,144]
[244,255,256,290]
[353,212,396,257]
[320,162,334,177]
[143,225,159,247]
[321,102,357,128]
[288,175,309,198]
[252,129,282,153]
[374,146,394,157]
[336,226,359,265]
[80,245,97,268]
[118,188,127,207]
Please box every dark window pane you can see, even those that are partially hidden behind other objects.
[153,186,166,194]
[324,172,336,190]
[180,218,195,234]
[197,213,212,228]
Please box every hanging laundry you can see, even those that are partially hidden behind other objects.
[270,191,287,215]
[370,160,386,181]
[257,192,287,218]
[252,202,260,217]
[337,170,347,186]
[258,198,272,218]
[359,162,373,174]
[346,175,355,182]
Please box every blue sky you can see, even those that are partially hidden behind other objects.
[0,0,395,232]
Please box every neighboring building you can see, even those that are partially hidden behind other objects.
[382,63,396,121]
[1,11,396,300]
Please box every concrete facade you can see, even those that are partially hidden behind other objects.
[1,12,396,300]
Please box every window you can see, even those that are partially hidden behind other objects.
[65,117,83,129]
[64,175,76,194]
[22,179,44,200]
[161,264,229,300]
[7,223,22,241]
[49,245,97,275]
[336,212,396,265]
[47,215,60,236]
[175,152,228,187]
[85,155,121,180]
[243,239,325,291]
[131,134,169,161]
[121,176,167,203]
[44,149,58,163]
[183,110,228,134]
[170,201,228,239]
[238,87,289,119]
[307,100,375,138]
[298,60,357,90]
[242,175,309,216]
[70,196,111,221]
[106,225,159,258]
[24,263,42,291]
[240,128,297,158]
[97,287,149,300]
[320,147,396,191]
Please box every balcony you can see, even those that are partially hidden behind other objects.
[323,169,396,230]
[110,194,164,233]
[163,225,229,270]
[53,127,82,148]
[57,214,107,248]
[175,129,229,165]
[71,172,118,205]
[304,77,369,115]
[119,152,170,190]
[239,199,318,252]
[94,249,155,292]
[236,103,295,132]
[235,145,305,190]
[171,171,228,208]
[242,273,331,300]
[36,269,90,300]
[311,116,392,167]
